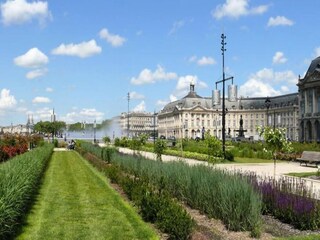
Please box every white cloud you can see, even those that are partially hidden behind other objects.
[272,51,287,64]
[0,89,17,109]
[1,0,51,26]
[131,65,177,85]
[169,20,185,35]
[174,75,208,98]
[32,96,50,103]
[197,56,216,66]
[59,108,104,123]
[14,48,48,68]
[314,47,320,58]
[133,101,146,112]
[51,39,102,58]
[169,94,178,102]
[99,28,126,47]
[188,55,197,62]
[45,87,53,92]
[130,91,144,100]
[31,107,52,121]
[267,16,294,27]
[189,56,216,66]
[212,0,268,19]
[239,78,280,97]
[156,99,169,108]
[26,68,48,79]
[239,68,298,97]
[79,108,104,118]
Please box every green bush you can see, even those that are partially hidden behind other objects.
[0,144,54,239]
[101,147,115,163]
[224,150,234,161]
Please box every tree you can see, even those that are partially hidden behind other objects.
[34,121,66,137]
[204,132,222,164]
[257,126,293,178]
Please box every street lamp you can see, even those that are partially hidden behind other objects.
[127,92,130,138]
[153,110,156,146]
[214,33,234,159]
[265,97,271,127]
[51,108,56,143]
[93,120,96,143]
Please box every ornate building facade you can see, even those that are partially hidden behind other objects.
[119,111,157,137]
[158,82,299,141]
[297,56,320,142]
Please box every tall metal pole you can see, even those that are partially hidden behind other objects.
[153,110,156,146]
[221,33,226,159]
[93,119,96,143]
[51,108,55,144]
[127,92,130,138]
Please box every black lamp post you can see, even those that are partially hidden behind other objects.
[51,108,55,144]
[215,33,233,159]
[127,92,130,138]
[153,110,156,146]
[265,97,271,127]
[93,119,96,143]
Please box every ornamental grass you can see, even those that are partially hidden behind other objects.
[112,151,262,237]
[0,144,53,239]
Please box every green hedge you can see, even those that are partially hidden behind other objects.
[0,144,54,238]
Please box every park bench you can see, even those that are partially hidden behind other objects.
[296,151,320,166]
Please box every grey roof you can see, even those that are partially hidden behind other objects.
[160,90,298,114]
[305,56,320,77]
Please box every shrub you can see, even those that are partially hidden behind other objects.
[224,150,234,161]
[154,139,167,161]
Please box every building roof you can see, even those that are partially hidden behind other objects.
[160,82,298,115]
[305,56,320,77]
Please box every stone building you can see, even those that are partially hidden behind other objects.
[119,111,157,137]
[297,56,320,142]
[158,82,299,141]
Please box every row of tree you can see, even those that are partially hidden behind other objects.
[33,119,113,136]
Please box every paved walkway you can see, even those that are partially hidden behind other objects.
[118,147,320,197]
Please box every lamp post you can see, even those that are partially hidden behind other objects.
[153,110,156,146]
[265,97,271,127]
[215,33,233,159]
[93,119,96,143]
[127,92,130,138]
[51,108,56,144]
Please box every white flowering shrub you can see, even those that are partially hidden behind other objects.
[257,126,293,159]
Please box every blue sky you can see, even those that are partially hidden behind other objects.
[0,0,319,126]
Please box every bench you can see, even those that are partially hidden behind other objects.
[296,151,320,166]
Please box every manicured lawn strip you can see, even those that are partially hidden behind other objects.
[233,157,281,163]
[276,234,320,240]
[17,151,158,240]
[286,172,318,178]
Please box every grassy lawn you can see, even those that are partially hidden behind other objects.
[233,157,274,163]
[17,151,158,240]
[276,234,320,240]
[286,171,319,178]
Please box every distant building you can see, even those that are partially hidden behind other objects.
[158,82,299,141]
[119,111,157,137]
[1,115,34,135]
[297,56,320,142]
